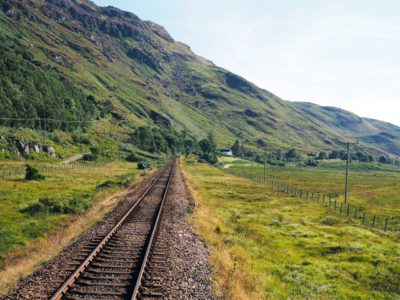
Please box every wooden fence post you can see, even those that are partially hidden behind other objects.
[372,216,376,228]
[339,203,343,214]
[384,218,389,232]
[362,212,366,225]
[354,208,358,219]
[334,199,337,210]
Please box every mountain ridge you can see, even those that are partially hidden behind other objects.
[0,0,399,158]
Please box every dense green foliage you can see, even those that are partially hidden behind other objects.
[130,126,218,164]
[0,36,97,131]
[20,196,91,215]
[228,140,399,167]
[25,164,44,180]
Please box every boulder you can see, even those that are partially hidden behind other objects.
[44,145,56,157]
[33,144,42,153]
[16,140,29,156]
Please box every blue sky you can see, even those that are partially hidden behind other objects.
[93,0,400,126]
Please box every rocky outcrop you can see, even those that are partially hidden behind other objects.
[44,145,56,157]
[16,140,30,156]
[14,139,55,157]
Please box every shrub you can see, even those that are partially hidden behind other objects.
[25,165,45,181]
[82,153,97,161]
[126,152,141,162]
[20,196,91,215]
[137,162,148,170]
[200,152,218,165]
[305,159,318,167]
[96,175,135,190]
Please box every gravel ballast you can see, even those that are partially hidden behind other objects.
[2,162,215,299]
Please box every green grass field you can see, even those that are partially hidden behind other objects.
[221,158,400,231]
[184,160,400,299]
[0,161,142,267]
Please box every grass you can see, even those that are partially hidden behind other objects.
[3,3,400,160]
[183,160,400,299]
[222,159,400,225]
[0,161,141,269]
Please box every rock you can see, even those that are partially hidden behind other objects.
[44,145,56,157]
[33,144,41,154]
[16,140,29,156]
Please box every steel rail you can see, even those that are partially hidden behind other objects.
[130,157,176,299]
[49,160,173,300]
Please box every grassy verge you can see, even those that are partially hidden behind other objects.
[183,160,400,299]
[223,159,400,220]
[0,161,148,294]
[0,162,139,261]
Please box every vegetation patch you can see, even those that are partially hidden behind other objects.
[20,196,91,215]
[25,165,45,181]
[0,161,140,270]
[183,160,400,299]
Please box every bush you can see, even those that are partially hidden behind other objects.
[200,152,218,165]
[25,165,45,181]
[82,153,98,161]
[96,175,135,190]
[126,152,141,162]
[20,196,91,215]
[305,159,318,167]
[137,162,149,169]
[72,133,92,145]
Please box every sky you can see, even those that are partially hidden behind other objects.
[93,0,400,126]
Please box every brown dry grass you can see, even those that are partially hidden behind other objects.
[182,168,264,300]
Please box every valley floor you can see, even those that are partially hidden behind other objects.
[183,159,400,299]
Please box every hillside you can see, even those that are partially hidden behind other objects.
[0,0,399,158]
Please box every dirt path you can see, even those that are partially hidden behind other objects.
[60,154,84,164]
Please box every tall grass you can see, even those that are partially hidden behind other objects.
[183,160,400,299]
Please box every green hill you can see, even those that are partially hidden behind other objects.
[0,0,399,159]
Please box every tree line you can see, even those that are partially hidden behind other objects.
[129,126,218,164]
[230,140,399,167]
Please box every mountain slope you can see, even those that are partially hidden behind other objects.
[0,0,399,158]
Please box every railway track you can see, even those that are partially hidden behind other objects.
[49,158,176,300]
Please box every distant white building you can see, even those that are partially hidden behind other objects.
[220,149,233,156]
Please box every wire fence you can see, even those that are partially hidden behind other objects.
[223,167,399,232]
[0,163,102,179]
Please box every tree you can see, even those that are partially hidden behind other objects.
[207,132,217,153]
[231,140,242,157]
[379,156,388,164]
[285,149,299,159]
[318,151,327,160]
[329,150,339,159]
[355,151,368,162]
[199,139,213,154]
[25,165,45,181]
